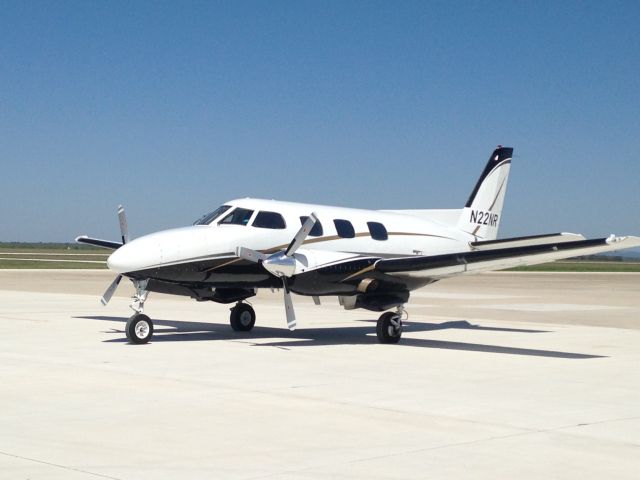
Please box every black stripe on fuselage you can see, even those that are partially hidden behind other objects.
[125,256,273,286]
[120,251,427,296]
[124,253,380,286]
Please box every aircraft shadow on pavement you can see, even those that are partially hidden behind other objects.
[74,315,604,359]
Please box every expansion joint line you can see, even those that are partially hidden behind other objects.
[0,450,122,480]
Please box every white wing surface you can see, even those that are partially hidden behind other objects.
[375,235,640,280]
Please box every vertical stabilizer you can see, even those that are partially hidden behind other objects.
[457,146,513,241]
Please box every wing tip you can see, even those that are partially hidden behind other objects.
[606,234,640,247]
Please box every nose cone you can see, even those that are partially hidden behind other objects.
[107,245,131,274]
[106,226,207,274]
[107,236,162,274]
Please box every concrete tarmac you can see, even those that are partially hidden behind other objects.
[0,270,639,479]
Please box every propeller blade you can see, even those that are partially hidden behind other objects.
[118,205,129,245]
[100,275,122,306]
[285,212,318,257]
[282,278,296,331]
[75,235,123,250]
[236,246,268,263]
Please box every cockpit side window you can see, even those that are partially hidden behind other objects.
[219,208,254,226]
[253,211,286,229]
[193,205,231,225]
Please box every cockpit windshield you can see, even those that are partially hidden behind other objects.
[193,205,232,225]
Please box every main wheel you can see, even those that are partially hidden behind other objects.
[230,303,256,332]
[376,311,402,344]
[126,313,154,344]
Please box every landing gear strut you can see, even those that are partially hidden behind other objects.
[230,302,256,332]
[376,306,404,344]
[126,280,153,344]
[130,279,149,315]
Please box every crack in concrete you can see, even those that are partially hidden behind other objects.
[0,450,122,480]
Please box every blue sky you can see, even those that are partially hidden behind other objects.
[1,1,639,242]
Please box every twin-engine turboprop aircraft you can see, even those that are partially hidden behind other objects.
[76,146,640,344]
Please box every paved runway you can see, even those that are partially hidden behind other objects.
[1,270,639,479]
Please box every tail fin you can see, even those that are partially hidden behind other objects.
[457,146,513,241]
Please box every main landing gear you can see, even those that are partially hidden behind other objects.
[230,302,256,332]
[122,290,403,344]
[376,306,405,344]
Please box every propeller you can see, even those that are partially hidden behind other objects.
[101,274,122,306]
[100,205,129,306]
[236,212,318,331]
[118,205,129,244]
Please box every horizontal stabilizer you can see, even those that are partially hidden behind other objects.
[75,235,123,250]
[376,235,640,279]
[470,232,585,251]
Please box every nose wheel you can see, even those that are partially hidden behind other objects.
[230,302,256,331]
[376,309,403,344]
[126,313,154,344]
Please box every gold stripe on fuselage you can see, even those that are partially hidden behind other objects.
[204,232,453,272]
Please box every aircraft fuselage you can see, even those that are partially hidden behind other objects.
[107,198,470,302]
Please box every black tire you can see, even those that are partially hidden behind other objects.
[376,311,402,344]
[230,303,256,332]
[126,313,154,344]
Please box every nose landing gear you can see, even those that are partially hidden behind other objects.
[126,280,153,344]
[126,313,154,344]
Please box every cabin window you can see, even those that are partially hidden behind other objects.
[300,216,323,237]
[367,221,388,241]
[193,205,231,225]
[219,208,254,226]
[253,211,286,229]
[333,219,355,238]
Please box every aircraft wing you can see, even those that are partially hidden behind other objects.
[374,235,640,280]
[468,232,585,250]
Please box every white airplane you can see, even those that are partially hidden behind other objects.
[76,146,640,344]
